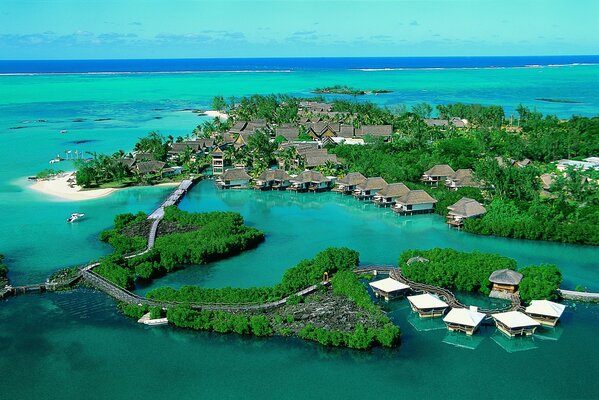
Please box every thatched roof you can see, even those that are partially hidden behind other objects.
[304,153,338,167]
[136,161,165,175]
[358,125,393,137]
[424,164,455,177]
[356,177,388,191]
[338,125,355,138]
[540,173,556,190]
[291,170,329,184]
[212,147,224,155]
[489,269,523,285]
[449,169,480,188]
[275,126,300,140]
[337,172,366,186]
[396,190,437,205]
[447,197,486,218]
[221,167,251,181]
[118,158,136,168]
[257,169,291,181]
[376,183,410,198]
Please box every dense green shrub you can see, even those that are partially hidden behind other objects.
[519,264,562,303]
[147,247,359,304]
[400,248,517,294]
[119,303,148,319]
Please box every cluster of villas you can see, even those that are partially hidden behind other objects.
[369,266,566,338]
[214,166,487,225]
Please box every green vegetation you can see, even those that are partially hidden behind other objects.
[519,264,562,303]
[95,207,265,290]
[147,247,359,304]
[0,254,8,286]
[35,168,64,179]
[313,85,392,95]
[400,248,517,295]
[154,248,399,349]
[74,132,209,188]
[400,248,563,304]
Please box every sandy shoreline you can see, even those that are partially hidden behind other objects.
[204,110,229,119]
[29,172,118,201]
[28,172,182,201]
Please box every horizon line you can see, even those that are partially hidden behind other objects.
[2,54,599,62]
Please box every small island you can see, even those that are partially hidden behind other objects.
[312,85,393,95]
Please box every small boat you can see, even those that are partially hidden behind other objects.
[60,130,68,134]
[67,213,85,223]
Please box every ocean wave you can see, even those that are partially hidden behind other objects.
[352,63,598,72]
[0,69,294,76]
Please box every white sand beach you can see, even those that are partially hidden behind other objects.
[29,172,118,201]
[204,110,229,119]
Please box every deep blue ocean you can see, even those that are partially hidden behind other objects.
[1,55,598,73]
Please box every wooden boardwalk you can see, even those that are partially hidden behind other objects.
[559,289,599,302]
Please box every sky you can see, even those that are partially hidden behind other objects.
[0,0,598,59]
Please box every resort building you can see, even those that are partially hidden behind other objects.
[525,300,566,327]
[369,278,410,301]
[407,293,449,318]
[372,183,411,207]
[446,197,487,228]
[299,101,333,113]
[423,117,467,128]
[301,149,339,169]
[489,269,523,294]
[289,170,331,192]
[167,139,214,161]
[556,159,599,172]
[254,169,291,190]
[211,147,225,175]
[445,168,479,190]
[392,190,438,215]
[540,173,557,191]
[359,125,393,139]
[421,164,456,186]
[274,124,300,141]
[335,172,367,194]
[443,306,486,335]
[135,161,166,177]
[353,177,388,200]
[492,311,540,337]
[216,167,251,189]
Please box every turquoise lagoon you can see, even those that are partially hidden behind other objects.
[1,66,599,399]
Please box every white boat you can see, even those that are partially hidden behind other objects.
[60,130,68,134]
[67,213,85,223]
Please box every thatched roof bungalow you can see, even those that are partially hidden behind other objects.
[446,197,486,227]
[335,172,367,194]
[255,169,291,190]
[445,168,480,190]
[392,190,438,215]
[373,183,411,207]
[489,269,523,294]
[289,170,331,192]
[353,177,388,200]
[216,167,251,189]
[421,164,456,186]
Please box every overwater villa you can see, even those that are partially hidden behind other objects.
[445,168,480,190]
[407,293,449,318]
[353,177,388,200]
[489,269,523,294]
[216,167,252,189]
[369,278,410,301]
[254,169,291,190]
[443,306,486,335]
[372,183,411,207]
[446,197,487,228]
[492,311,540,337]
[289,170,331,192]
[525,300,566,326]
[421,164,456,186]
[392,190,438,215]
[335,172,367,194]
